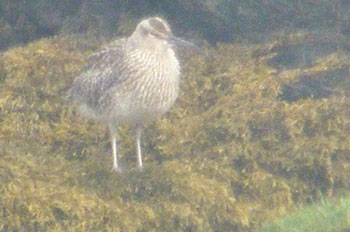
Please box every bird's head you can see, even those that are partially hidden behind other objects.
[131,17,196,51]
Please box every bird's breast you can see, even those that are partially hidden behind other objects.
[114,48,180,124]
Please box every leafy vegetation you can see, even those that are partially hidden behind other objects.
[0,29,349,231]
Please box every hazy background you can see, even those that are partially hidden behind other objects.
[1,1,350,231]
[1,0,349,48]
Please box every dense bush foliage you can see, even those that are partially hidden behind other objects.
[0,28,349,231]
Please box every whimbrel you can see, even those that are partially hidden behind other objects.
[68,17,196,172]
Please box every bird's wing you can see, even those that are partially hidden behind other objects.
[67,39,130,110]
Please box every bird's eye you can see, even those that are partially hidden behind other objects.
[149,32,157,37]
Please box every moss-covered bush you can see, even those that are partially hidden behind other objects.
[0,30,349,231]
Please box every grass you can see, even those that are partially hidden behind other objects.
[260,196,350,232]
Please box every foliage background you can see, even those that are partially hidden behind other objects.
[0,0,350,231]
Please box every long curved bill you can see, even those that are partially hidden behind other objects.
[168,36,200,51]
[168,36,207,58]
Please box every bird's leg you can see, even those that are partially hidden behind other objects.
[111,134,120,171]
[135,126,143,169]
[109,124,121,172]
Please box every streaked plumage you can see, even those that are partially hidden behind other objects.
[68,17,194,172]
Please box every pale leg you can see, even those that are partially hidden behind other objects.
[135,127,143,169]
[109,124,121,172]
[111,134,119,171]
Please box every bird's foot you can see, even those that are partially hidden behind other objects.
[111,166,123,173]
[129,165,143,172]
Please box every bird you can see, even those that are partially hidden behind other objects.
[67,17,196,172]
